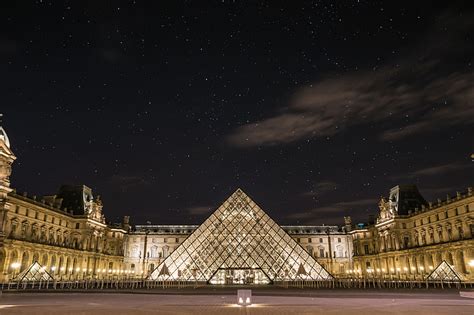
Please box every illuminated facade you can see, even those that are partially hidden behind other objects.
[125,223,352,280]
[1,124,473,284]
[350,185,474,280]
[0,126,129,283]
[147,189,333,283]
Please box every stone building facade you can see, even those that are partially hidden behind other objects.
[123,224,353,278]
[0,126,129,282]
[0,124,472,282]
[350,185,474,280]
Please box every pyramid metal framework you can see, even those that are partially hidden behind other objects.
[15,261,54,282]
[427,260,463,282]
[149,189,333,283]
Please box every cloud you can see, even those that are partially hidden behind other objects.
[303,180,338,197]
[187,205,214,215]
[288,198,376,220]
[227,14,474,147]
[419,186,457,198]
[390,162,470,180]
[412,163,468,176]
[107,174,150,191]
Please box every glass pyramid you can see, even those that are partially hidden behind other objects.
[149,189,333,284]
[15,261,54,282]
[427,260,462,282]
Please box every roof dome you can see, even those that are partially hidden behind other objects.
[0,126,11,148]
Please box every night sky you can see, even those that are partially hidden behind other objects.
[1,1,473,226]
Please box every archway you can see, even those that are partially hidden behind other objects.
[20,251,29,272]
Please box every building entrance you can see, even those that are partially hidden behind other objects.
[209,268,271,285]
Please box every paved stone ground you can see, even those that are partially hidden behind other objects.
[0,290,473,314]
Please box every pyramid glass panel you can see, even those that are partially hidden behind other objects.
[15,261,54,282]
[427,260,463,282]
[149,189,333,283]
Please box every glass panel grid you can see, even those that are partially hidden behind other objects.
[149,189,333,282]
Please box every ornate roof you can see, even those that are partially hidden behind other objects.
[0,126,11,148]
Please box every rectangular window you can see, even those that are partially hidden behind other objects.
[319,238,323,243]
[296,238,300,243]
[175,238,179,243]
[319,248,324,257]
[308,238,312,243]
[75,223,80,229]
[338,238,341,243]
[364,244,369,255]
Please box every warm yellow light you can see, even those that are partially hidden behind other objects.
[429,265,433,270]
[51,266,56,271]
[468,260,474,267]
[420,266,424,271]
[11,262,20,269]
[76,267,80,272]
[403,267,408,271]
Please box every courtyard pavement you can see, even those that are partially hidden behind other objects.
[0,289,473,314]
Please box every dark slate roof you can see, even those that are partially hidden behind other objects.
[56,185,93,215]
[389,184,428,216]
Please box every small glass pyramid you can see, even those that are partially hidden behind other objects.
[427,260,462,281]
[15,261,54,282]
[149,189,333,283]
